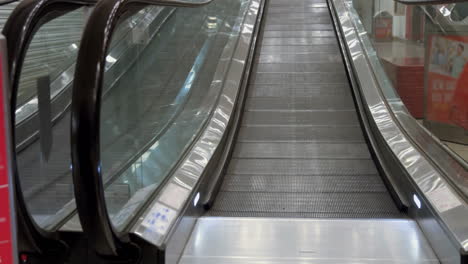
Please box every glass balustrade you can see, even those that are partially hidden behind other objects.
[15,8,87,229]
[99,0,252,230]
[348,0,468,196]
[15,6,168,230]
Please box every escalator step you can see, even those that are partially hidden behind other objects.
[220,174,387,193]
[242,110,359,126]
[227,159,378,175]
[246,83,351,97]
[259,44,338,54]
[237,125,365,142]
[232,142,371,159]
[207,192,401,218]
[245,96,356,110]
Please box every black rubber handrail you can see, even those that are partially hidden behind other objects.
[2,0,95,258]
[395,0,468,4]
[71,0,213,257]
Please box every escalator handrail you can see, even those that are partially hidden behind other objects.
[71,0,214,257]
[1,0,95,256]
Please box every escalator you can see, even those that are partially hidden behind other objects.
[28,0,468,263]
[179,0,436,261]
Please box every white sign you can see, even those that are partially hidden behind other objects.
[141,202,177,236]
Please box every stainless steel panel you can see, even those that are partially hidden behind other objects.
[180,217,438,264]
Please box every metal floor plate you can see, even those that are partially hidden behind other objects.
[208,0,401,218]
[179,217,438,264]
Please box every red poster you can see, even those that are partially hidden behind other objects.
[0,51,15,263]
[427,35,468,130]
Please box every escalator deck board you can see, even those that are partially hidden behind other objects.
[207,0,401,218]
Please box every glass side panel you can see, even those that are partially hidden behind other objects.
[100,0,252,230]
[15,6,162,230]
[348,0,468,196]
[15,9,83,126]
[15,8,87,230]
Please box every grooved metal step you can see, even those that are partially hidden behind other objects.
[261,37,336,46]
[246,83,351,97]
[242,110,358,126]
[263,30,336,38]
[207,0,401,218]
[253,72,348,84]
[232,142,371,159]
[254,62,346,73]
[227,158,378,175]
[245,96,356,110]
[259,44,338,54]
[220,174,387,193]
[209,192,400,217]
[257,53,343,63]
[237,125,365,142]
[267,7,329,14]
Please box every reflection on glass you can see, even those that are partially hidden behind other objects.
[450,3,468,22]
[349,0,468,197]
[100,0,251,230]
[351,0,468,162]
[15,6,159,230]
[15,8,86,230]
